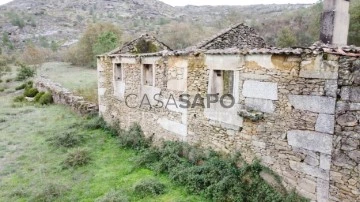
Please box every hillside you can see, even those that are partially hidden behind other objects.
[0,0,314,51]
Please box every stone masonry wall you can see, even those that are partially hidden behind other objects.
[35,77,99,115]
[97,56,187,143]
[98,53,359,202]
[330,57,360,202]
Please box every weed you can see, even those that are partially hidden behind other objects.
[0,79,2,83]
[134,179,166,198]
[0,118,6,123]
[0,87,4,92]
[6,78,12,83]
[63,148,91,168]
[47,131,84,148]
[95,189,129,202]
[24,87,39,97]
[16,64,35,81]
[38,93,53,105]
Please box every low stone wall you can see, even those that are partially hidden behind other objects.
[35,77,99,115]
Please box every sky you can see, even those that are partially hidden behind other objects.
[0,0,12,6]
[159,0,318,6]
[0,0,319,6]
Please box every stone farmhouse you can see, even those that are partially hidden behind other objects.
[97,1,359,201]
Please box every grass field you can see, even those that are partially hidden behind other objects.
[0,67,207,202]
[38,62,98,103]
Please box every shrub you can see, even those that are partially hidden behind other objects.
[38,93,53,105]
[95,190,129,202]
[24,88,38,97]
[47,131,84,148]
[34,92,45,102]
[16,64,35,81]
[0,79,2,83]
[83,116,107,130]
[133,179,166,198]
[118,123,151,150]
[30,183,67,202]
[13,95,25,102]
[6,78,12,83]
[15,83,27,90]
[131,139,308,202]
[63,148,91,168]
[0,87,5,92]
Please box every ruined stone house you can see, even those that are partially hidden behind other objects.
[97,1,359,201]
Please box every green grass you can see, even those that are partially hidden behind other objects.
[0,73,207,202]
[38,62,97,90]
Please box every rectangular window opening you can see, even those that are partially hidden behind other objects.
[115,63,122,81]
[143,64,154,86]
[211,70,234,96]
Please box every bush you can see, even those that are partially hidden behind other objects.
[16,64,35,81]
[13,95,25,102]
[47,131,84,148]
[15,83,27,90]
[38,93,53,105]
[118,123,151,150]
[30,183,67,202]
[24,87,38,97]
[133,179,166,198]
[63,148,91,168]
[131,139,308,202]
[83,116,107,130]
[95,190,129,202]
[34,92,45,102]
[6,78,12,83]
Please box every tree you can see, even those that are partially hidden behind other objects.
[349,0,360,46]
[93,32,119,56]
[276,28,298,48]
[65,23,122,68]
[20,44,47,68]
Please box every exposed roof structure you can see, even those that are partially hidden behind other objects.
[194,23,267,50]
[108,34,172,55]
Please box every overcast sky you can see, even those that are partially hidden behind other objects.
[0,0,319,6]
[159,0,318,6]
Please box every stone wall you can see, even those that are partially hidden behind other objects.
[97,52,359,202]
[35,77,99,115]
[330,57,360,201]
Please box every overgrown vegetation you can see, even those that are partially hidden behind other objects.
[87,121,308,202]
[133,179,166,198]
[16,64,35,81]
[95,190,129,202]
[65,23,122,68]
[47,131,84,148]
[63,148,91,168]
[38,92,53,105]
[133,39,158,54]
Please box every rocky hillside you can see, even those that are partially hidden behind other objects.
[0,0,312,50]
